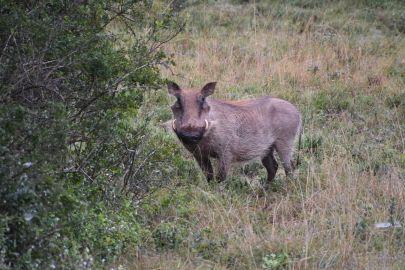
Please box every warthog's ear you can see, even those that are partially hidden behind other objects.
[167,81,181,96]
[201,82,216,97]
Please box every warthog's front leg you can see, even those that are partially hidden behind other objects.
[193,153,214,182]
[217,154,231,182]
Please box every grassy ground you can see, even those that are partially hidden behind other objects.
[126,1,404,269]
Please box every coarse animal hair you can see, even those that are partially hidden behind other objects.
[167,81,302,184]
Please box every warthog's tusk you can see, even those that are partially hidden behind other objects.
[204,119,209,130]
[172,119,176,131]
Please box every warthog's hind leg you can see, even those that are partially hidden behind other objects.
[275,140,294,177]
[261,146,278,182]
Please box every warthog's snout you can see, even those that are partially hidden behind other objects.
[176,129,203,143]
[172,119,209,143]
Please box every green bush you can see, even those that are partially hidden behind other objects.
[0,0,184,268]
[152,222,188,250]
[191,227,227,260]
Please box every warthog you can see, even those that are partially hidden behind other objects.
[167,81,301,183]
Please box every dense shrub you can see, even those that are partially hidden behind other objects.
[0,0,183,268]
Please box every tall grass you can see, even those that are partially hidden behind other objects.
[126,0,404,269]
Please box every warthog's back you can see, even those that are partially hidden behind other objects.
[205,97,301,162]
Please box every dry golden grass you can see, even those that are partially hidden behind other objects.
[162,4,404,99]
[128,1,404,269]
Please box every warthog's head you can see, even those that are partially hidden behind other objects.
[167,81,216,144]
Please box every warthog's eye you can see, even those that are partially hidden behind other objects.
[172,97,182,110]
[197,95,205,107]
[198,96,209,111]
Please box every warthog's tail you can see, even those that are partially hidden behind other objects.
[295,116,303,169]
